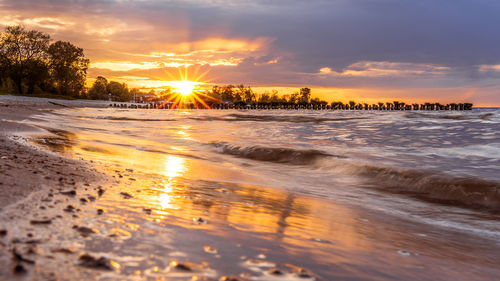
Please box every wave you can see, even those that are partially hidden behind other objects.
[349,164,500,211]
[211,141,500,210]
[405,112,494,120]
[94,116,177,122]
[210,142,341,165]
[191,114,367,123]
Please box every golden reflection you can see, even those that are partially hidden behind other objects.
[163,155,186,179]
[158,155,187,210]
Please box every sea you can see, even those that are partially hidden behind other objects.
[28,107,500,280]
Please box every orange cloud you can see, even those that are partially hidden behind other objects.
[319,61,450,77]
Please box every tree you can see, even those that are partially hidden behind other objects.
[221,85,234,102]
[298,87,311,104]
[88,76,108,100]
[236,84,255,104]
[48,41,89,97]
[25,58,49,95]
[107,81,131,102]
[258,92,271,104]
[0,26,51,94]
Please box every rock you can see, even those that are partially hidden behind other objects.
[97,209,104,215]
[30,219,52,225]
[13,264,27,274]
[398,250,411,256]
[0,229,7,237]
[78,254,119,270]
[87,196,96,201]
[268,268,284,276]
[142,208,152,215]
[193,217,207,224]
[64,205,75,212]
[97,187,105,196]
[74,226,97,237]
[60,190,76,196]
[119,192,133,199]
[168,260,191,271]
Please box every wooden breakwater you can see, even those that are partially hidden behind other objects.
[109,102,473,111]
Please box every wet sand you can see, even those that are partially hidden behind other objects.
[1,95,499,281]
[0,96,108,279]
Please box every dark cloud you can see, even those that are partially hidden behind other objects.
[2,0,500,104]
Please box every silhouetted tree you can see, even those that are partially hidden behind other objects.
[88,76,108,100]
[48,41,89,98]
[0,26,51,94]
[107,81,131,102]
[299,87,311,104]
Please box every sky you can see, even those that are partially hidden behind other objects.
[1,0,500,105]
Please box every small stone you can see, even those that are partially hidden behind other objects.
[80,198,87,203]
[97,209,104,215]
[30,219,52,225]
[143,208,152,215]
[193,217,207,224]
[60,190,76,196]
[203,246,218,254]
[120,192,133,199]
[268,268,284,276]
[78,254,119,270]
[0,229,7,237]
[97,188,105,196]
[64,205,75,212]
[87,196,96,201]
[398,250,411,256]
[168,261,191,271]
[74,226,97,237]
[13,264,27,274]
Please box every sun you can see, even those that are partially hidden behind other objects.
[171,80,196,96]
[156,66,223,109]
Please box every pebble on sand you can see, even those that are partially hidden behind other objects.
[73,226,98,237]
[119,192,133,199]
[78,254,120,270]
[30,219,52,225]
[60,190,77,196]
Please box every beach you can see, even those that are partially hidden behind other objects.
[0,95,499,281]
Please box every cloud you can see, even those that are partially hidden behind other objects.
[318,61,451,77]
[1,0,500,105]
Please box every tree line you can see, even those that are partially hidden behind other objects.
[0,26,88,97]
[0,25,135,101]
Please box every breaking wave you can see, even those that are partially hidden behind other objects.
[94,116,177,121]
[339,164,500,210]
[405,112,494,120]
[192,114,367,123]
[210,142,339,165]
[212,141,500,210]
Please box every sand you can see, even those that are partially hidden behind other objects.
[0,96,110,280]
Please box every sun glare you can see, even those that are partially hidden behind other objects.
[171,80,196,96]
[155,66,223,109]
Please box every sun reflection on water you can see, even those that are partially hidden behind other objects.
[158,155,187,210]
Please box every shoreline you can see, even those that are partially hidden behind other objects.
[0,95,110,279]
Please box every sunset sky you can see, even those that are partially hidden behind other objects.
[1,0,500,106]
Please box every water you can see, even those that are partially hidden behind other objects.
[27,108,500,280]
